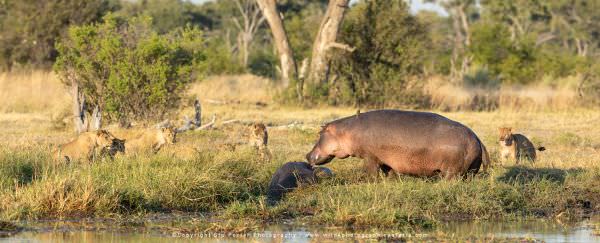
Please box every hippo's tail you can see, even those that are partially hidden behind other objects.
[480,143,491,173]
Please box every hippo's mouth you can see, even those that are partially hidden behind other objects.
[312,155,334,165]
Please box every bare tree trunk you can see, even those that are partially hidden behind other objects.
[307,0,351,86]
[575,38,588,57]
[90,105,102,131]
[297,58,309,102]
[450,12,464,81]
[256,0,297,88]
[457,5,470,46]
[448,2,471,82]
[232,0,265,67]
[71,81,87,134]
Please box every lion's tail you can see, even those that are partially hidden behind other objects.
[537,146,546,152]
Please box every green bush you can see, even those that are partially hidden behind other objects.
[325,0,430,107]
[0,0,115,70]
[198,37,245,76]
[469,22,537,84]
[248,48,278,78]
[54,14,206,121]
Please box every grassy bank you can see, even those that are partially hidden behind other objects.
[1,72,599,231]
[1,109,599,231]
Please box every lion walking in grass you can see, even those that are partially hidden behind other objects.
[249,123,271,161]
[498,127,546,164]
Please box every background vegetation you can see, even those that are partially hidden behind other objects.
[2,0,600,111]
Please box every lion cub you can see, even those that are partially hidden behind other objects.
[54,130,118,163]
[498,127,546,163]
[249,123,270,160]
[125,127,176,155]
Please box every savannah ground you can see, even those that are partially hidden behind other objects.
[1,71,600,240]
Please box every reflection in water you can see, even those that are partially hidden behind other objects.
[433,219,599,243]
[3,218,600,243]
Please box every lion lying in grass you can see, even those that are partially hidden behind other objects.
[53,130,118,163]
[125,127,176,155]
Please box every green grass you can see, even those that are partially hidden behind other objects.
[1,126,599,231]
[1,95,600,232]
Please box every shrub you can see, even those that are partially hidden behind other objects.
[469,22,537,84]
[54,14,206,121]
[0,0,115,70]
[198,37,245,76]
[326,0,430,107]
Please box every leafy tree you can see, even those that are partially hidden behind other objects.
[117,0,194,34]
[0,0,116,70]
[54,14,206,121]
[326,0,430,107]
[480,0,550,42]
[469,22,537,84]
[416,10,453,76]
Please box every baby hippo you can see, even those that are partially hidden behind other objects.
[267,161,333,205]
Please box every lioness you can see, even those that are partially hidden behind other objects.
[54,130,118,163]
[249,123,270,160]
[249,123,268,149]
[498,127,546,163]
[125,127,176,155]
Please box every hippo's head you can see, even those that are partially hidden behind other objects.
[306,124,350,165]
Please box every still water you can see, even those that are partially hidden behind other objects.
[2,217,599,242]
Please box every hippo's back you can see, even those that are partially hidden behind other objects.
[344,110,477,143]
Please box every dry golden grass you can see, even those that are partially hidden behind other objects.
[0,71,70,114]
[0,72,598,169]
[424,75,580,111]
[188,74,274,104]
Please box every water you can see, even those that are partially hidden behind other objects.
[2,217,599,242]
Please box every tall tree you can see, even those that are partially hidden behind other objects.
[256,0,297,88]
[231,0,265,67]
[545,0,600,57]
[258,0,351,97]
[480,0,549,42]
[307,0,352,86]
[429,0,476,80]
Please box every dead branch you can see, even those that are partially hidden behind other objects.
[156,119,171,129]
[194,99,202,127]
[327,42,356,52]
[221,119,240,125]
[195,114,216,130]
[176,116,194,132]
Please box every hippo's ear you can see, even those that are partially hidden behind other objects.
[320,125,330,133]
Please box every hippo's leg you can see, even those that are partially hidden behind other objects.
[364,156,392,176]
[379,164,392,175]
[364,160,380,176]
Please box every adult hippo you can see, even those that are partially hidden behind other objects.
[267,162,333,205]
[306,110,489,178]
